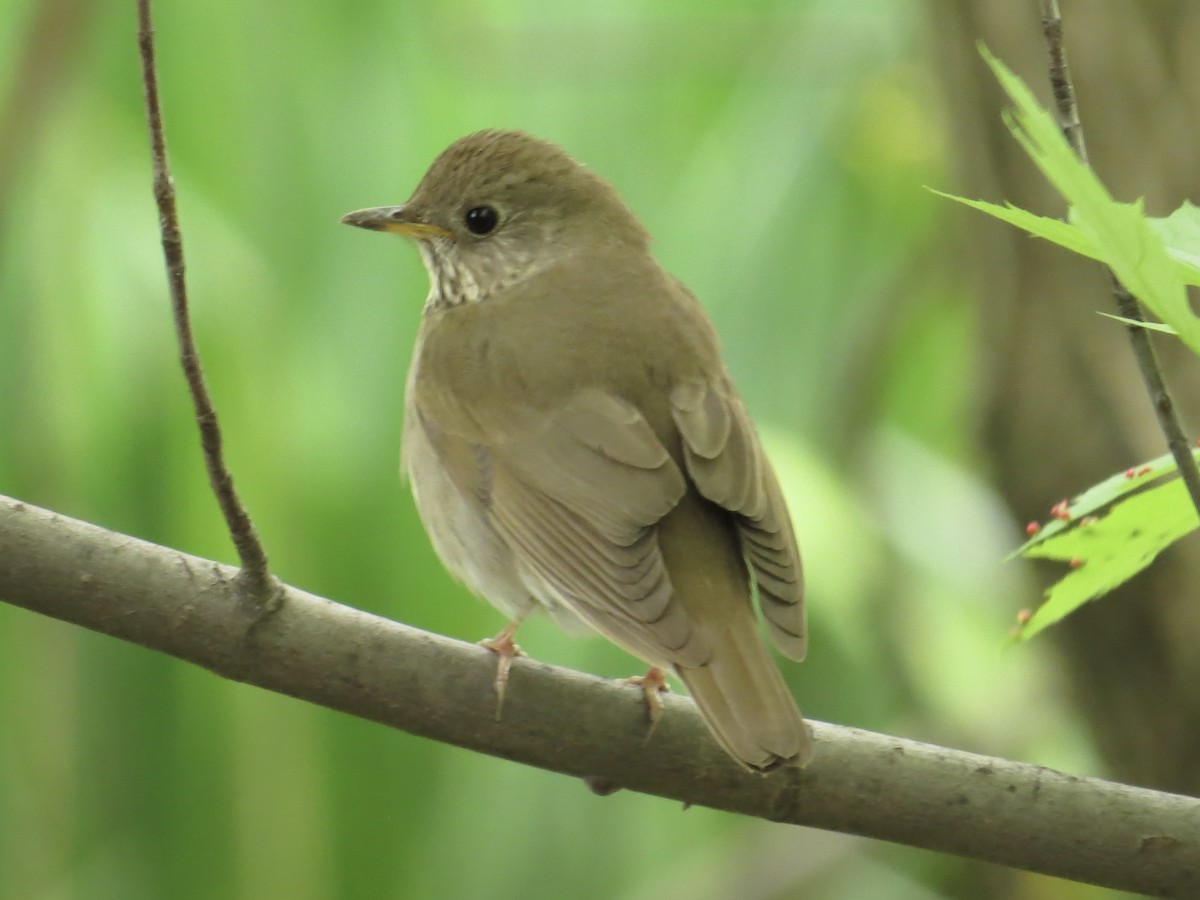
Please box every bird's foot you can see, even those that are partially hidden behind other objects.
[624,666,671,745]
[479,623,525,720]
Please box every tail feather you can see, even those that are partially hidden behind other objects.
[676,621,813,771]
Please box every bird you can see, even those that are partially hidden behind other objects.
[342,129,812,771]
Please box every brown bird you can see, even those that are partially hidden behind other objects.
[342,130,812,771]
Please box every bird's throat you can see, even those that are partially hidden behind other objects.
[418,243,545,313]
[418,245,486,311]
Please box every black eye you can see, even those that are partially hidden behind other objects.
[464,206,499,235]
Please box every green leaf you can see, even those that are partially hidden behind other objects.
[1014,446,1200,557]
[1096,312,1178,335]
[1147,202,1200,286]
[1017,479,1199,639]
[928,189,1099,259]
[972,45,1200,356]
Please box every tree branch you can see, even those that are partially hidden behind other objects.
[1038,0,1200,523]
[0,494,1195,897]
[136,0,275,602]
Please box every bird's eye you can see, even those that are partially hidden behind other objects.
[464,206,500,235]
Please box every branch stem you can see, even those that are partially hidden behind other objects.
[1039,0,1200,522]
[1,494,1197,897]
[136,0,275,601]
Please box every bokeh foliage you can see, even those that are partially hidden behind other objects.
[0,1,1125,897]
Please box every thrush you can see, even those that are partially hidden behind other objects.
[343,129,813,771]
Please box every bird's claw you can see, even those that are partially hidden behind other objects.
[624,666,671,745]
[479,624,525,720]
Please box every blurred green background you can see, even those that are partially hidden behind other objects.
[0,1,1188,898]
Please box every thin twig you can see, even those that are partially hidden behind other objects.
[136,0,276,603]
[1039,0,1200,522]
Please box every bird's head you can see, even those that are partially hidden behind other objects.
[342,129,649,308]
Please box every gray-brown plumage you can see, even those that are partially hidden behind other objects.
[342,130,812,770]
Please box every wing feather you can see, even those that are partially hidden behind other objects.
[671,380,807,660]
[421,386,711,667]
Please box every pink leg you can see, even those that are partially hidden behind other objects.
[479,621,525,720]
[624,666,671,744]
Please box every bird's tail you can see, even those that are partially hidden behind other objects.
[676,619,813,772]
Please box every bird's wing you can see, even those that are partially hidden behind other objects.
[424,387,713,668]
[669,379,806,660]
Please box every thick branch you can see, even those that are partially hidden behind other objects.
[1039,0,1200,522]
[0,495,1196,896]
[136,0,274,600]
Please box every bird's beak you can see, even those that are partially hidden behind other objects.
[340,205,451,240]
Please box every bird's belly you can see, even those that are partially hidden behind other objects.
[404,411,594,634]
[403,416,533,622]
